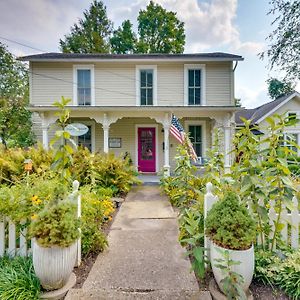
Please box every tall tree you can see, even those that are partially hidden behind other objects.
[136,1,185,53]
[267,77,295,99]
[60,0,113,53]
[261,0,300,81]
[0,43,35,148]
[110,20,137,54]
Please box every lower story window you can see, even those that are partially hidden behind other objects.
[284,133,299,154]
[78,125,92,151]
[188,125,202,157]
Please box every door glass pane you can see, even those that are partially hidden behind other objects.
[141,130,153,160]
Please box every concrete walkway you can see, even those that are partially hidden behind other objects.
[66,186,211,300]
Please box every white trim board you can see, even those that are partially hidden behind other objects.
[135,124,159,173]
[256,92,300,124]
[73,64,95,106]
[135,65,158,106]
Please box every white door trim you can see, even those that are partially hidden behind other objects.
[135,124,158,172]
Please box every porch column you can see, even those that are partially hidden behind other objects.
[223,114,233,174]
[42,125,49,150]
[103,124,109,153]
[163,123,170,177]
[224,124,231,173]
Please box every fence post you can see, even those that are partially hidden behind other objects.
[204,182,218,266]
[71,180,81,267]
[8,219,16,257]
[0,217,5,257]
[19,220,28,257]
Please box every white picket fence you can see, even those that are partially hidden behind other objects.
[0,181,82,266]
[204,182,300,251]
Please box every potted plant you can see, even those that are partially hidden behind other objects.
[29,186,80,290]
[205,191,256,294]
[29,97,80,291]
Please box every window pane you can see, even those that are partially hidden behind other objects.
[288,113,297,120]
[195,88,201,105]
[188,88,194,105]
[141,71,146,87]
[195,70,201,86]
[78,70,90,88]
[141,88,146,105]
[147,88,153,105]
[188,70,194,87]
[84,88,91,105]
[147,71,153,87]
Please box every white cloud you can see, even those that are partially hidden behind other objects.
[237,85,268,108]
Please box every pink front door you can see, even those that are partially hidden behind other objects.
[138,127,156,172]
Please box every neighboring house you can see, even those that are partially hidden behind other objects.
[19,52,243,175]
[235,91,300,152]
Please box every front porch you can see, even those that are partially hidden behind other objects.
[34,106,236,175]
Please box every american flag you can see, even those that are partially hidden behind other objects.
[170,115,198,161]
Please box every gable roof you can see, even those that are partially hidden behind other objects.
[18,52,243,62]
[235,91,300,126]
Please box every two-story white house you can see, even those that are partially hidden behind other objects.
[20,52,243,175]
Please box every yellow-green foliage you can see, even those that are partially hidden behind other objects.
[0,144,53,185]
[29,200,80,247]
[80,185,115,255]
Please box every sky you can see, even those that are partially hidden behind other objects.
[0,0,297,108]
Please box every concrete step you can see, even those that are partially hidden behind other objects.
[66,288,212,300]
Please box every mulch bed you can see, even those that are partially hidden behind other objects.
[72,199,122,289]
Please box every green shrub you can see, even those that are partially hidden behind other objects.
[205,192,256,250]
[80,185,115,256]
[0,256,40,300]
[29,200,80,247]
[255,249,300,299]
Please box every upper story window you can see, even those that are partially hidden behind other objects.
[77,70,91,105]
[140,70,153,105]
[73,65,95,106]
[136,65,157,106]
[184,64,206,106]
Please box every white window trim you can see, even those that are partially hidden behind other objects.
[184,120,207,158]
[135,65,158,106]
[184,64,206,106]
[73,65,95,106]
[135,124,159,172]
[74,120,96,153]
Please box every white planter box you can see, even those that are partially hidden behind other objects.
[33,240,77,290]
[210,242,254,292]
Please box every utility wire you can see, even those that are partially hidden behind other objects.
[0,36,47,53]
[1,35,203,101]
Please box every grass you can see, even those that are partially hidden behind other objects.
[0,255,40,300]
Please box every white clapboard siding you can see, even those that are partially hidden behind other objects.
[204,183,300,252]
